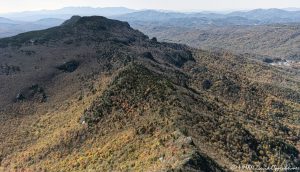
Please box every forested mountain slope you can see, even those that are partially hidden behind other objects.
[0,16,299,171]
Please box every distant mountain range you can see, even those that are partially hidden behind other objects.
[0,17,64,38]
[115,8,300,25]
[227,8,300,23]
[2,7,300,38]
[1,7,136,21]
[0,17,17,24]
[2,7,300,23]
[115,10,261,27]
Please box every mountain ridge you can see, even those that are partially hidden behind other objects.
[3,8,300,38]
[0,16,299,171]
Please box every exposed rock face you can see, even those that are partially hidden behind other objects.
[56,60,79,73]
[263,58,274,63]
[15,84,47,102]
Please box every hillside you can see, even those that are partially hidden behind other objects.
[133,23,300,62]
[0,18,65,38]
[0,16,299,171]
[115,9,300,63]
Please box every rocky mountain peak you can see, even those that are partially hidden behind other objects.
[0,16,147,48]
[62,15,131,31]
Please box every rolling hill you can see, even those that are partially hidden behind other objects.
[132,23,300,62]
[0,18,65,38]
[0,16,299,171]
[113,9,300,63]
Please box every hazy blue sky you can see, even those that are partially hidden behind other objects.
[1,0,300,13]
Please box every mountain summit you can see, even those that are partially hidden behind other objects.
[0,16,299,171]
[0,16,147,48]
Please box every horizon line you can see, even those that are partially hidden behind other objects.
[1,6,300,15]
